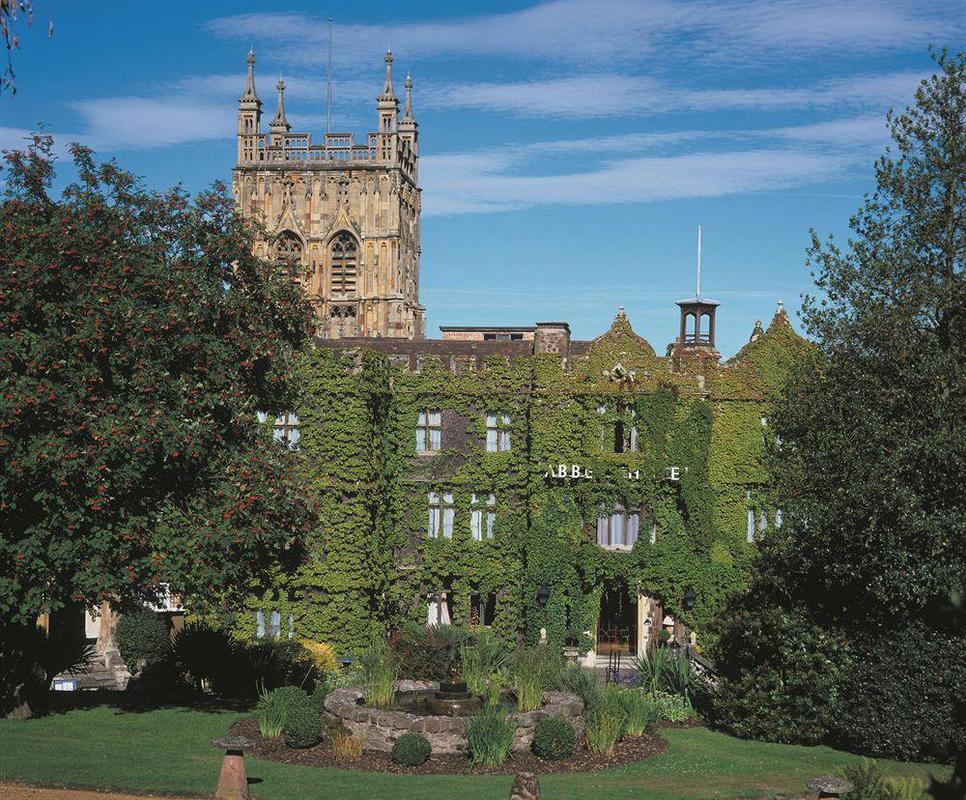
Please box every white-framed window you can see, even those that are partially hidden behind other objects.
[746,508,756,542]
[427,592,452,625]
[257,411,300,450]
[596,504,640,549]
[485,413,511,452]
[471,493,496,540]
[428,491,455,539]
[758,510,768,535]
[255,609,294,640]
[649,522,658,544]
[775,509,783,528]
[416,409,442,453]
[598,404,637,453]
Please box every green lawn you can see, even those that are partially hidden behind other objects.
[0,705,950,800]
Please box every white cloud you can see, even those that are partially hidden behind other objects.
[205,0,958,68]
[421,144,854,216]
[67,98,233,150]
[419,71,927,119]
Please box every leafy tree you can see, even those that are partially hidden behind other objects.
[0,135,317,628]
[711,51,965,761]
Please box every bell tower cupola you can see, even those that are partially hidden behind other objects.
[673,226,720,353]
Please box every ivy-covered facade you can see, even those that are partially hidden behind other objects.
[241,303,808,661]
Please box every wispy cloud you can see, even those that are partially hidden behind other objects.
[67,98,233,151]
[206,0,958,68]
[417,71,927,119]
[418,116,889,216]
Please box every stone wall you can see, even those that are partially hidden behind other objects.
[324,680,583,754]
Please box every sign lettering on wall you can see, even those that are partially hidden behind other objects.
[543,464,687,481]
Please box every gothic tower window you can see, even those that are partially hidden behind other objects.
[276,231,303,276]
[330,232,358,295]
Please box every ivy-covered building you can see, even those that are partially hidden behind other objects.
[230,48,809,660]
[249,301,807,663]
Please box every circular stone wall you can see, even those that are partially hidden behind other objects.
[324,679,584,754]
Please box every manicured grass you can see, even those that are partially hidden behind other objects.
[0,704,950,800]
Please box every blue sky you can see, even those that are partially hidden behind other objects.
[3,1,963,355]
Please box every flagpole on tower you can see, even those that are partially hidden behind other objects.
[326,18,333,134]
[697,225,702,298]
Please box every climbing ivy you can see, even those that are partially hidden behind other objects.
[236,311,807,656]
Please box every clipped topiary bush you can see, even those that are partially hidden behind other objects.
[283,701,321,749]
[391,732,432,766]
[115,610,170,668]
[531,716,576,760]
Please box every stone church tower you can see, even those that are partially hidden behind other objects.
[232,49,425,339]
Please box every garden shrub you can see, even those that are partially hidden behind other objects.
[830,629,966,763]
[879,777,930,800]
[361,640,397,709]
[390,623,464,682]
[531,716,576,760]
[584,690,626,755]
[332,731,365,759]
[513,646,558,712]
[654,690,695,723]
[301,640,338,674]
[283,701,321,749]
[257,685,307,738]
[559,664,599,709]
[172,623,239,695]
[115,610,170,669]
[618,689,660,736]
[391,732,432,766]
[467,706,517,766]
[841,758,882,800]
[461,630,509,696]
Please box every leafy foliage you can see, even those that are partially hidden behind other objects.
[618,689,660,736]
[360,640,397,709]
[391,732,432,766]
[466,706,517,766]
[531,716,576,760]
[711,52,966,761]
[115,610,170,668]
[584,690,626,755]
[256,685,307,739]
[460,629,510,696]
[391,624,463,682]
[0,136,316,625]
[283,700,321,749]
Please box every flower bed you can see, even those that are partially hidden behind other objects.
[323,680,583,754]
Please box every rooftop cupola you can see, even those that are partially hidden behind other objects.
[269,78,291,134]
[675,225,720,350]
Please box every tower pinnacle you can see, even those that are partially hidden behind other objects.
[270,78,290,133]
[403,73,414,120]
[239,48,260,105]
[379,49,396,101]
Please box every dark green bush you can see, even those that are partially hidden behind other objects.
[390,623,465,682]
[391,732,432,766]
[831,630,966,762]
[283,700,321,748]
[531,716,576,760]
[115,610,170,668]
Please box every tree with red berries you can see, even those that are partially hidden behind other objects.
[0,135,316,635]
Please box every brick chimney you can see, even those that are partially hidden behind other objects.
[534,322,570,357]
